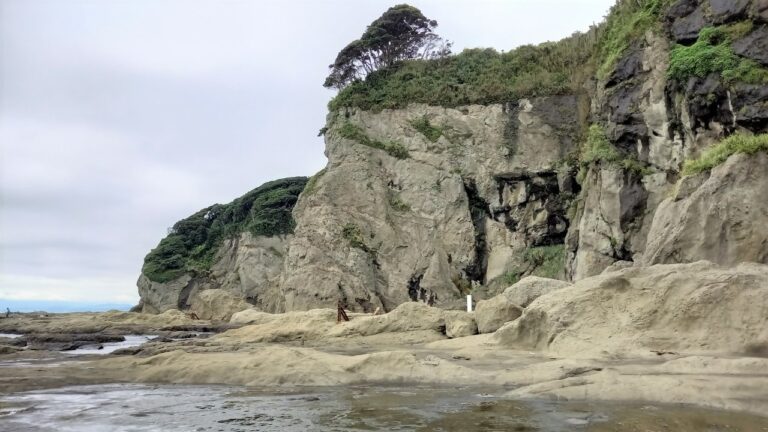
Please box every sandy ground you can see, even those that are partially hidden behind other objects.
[1,286,768,421]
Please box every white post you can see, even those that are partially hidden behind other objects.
[466,295,473,312]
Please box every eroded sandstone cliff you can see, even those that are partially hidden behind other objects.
[137,0,768,316]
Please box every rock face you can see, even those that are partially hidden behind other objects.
[138,233,290,314]
[643,153,768,266]
[278,100,583,312]
[187,289,251,322]
[495,261,768,357]
[138,0,768,316]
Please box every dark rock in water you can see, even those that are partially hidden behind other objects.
[0,336,27,347]
[25,333,125,351]
[0,344,22,354]
[160,323,239,333]
[732,25,768,67]
[111,347,143,356]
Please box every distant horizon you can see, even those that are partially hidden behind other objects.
[0,299,134,313]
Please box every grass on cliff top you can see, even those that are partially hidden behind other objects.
[669,25,768,85]
[327,0,683,111]
[142,177,308,283]
[329,29,598,111]
[682,133,768,176]
[596,0,672,80]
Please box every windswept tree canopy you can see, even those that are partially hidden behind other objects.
[324,4,451,89]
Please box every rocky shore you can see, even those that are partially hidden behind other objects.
[2,261,768,421]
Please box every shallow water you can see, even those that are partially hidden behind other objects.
[1,384,767,432]
[0,334,22,339]
[64,335,157,355]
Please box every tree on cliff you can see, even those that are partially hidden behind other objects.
[323,4,451,90]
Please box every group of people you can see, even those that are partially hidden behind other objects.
[416,289,437,306]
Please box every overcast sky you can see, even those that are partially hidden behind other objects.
[0,0,615,306]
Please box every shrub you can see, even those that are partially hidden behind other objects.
[342,222,374,254]
[142,177,307,282]
[337,122,410,159]
[303,168,327,196]
[581,125,621,165]
[668,27,768,85]
[410,116,443,142]
[580,124,651,176]
[389,195,411,212]
[682,133,768,176]
[500,271,521,286]
[523,245,565,280]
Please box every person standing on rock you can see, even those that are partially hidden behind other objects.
[337,300,349,323]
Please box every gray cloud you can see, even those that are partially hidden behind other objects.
[0,0,614,303]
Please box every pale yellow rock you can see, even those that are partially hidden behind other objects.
[443,311,478,338]
[475,295,523,334]
[495,261,768,358]
[502,276,571,308]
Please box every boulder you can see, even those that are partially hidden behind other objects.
[444,311,478,338]
[502,276,572,308]
[25,333,125,351]
[495,262,768,357]
[188,289,251,322]
[474,295,523,334]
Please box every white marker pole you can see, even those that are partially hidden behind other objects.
[467,295,473,312]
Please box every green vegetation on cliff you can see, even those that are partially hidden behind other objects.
[410,116,443,142]
[328,31,598,111]
[682,133,768,176]
[495,245,566,286]
[669,26,768,85]
[579,125,650,177]
[338,122,410,159]
[596,0,672,79]
[142,177,308,283]
[326,0,690,111]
